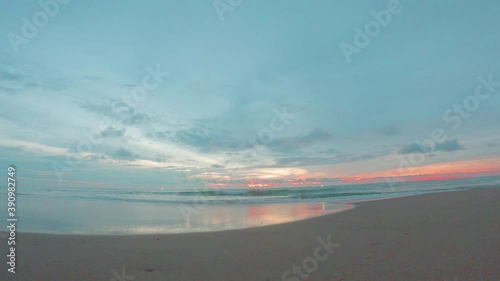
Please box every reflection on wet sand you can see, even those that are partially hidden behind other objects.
[17,198,354,234]
[187,201,355,232]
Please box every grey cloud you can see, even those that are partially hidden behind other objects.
[0,85,17,95]
[0,145,25,153]
[0,67,48,91]
[78,99,152,126]
[360,154,375,159]
[148,131,171,139]
[79,154,107,161]
[434,139,465,152]
[0,68,28,81]
[303,128,331,142]
[123,113,151,125]
[100,127,126,138]
[276,156,329,166]
[399,139,465,154]
[398,143,426,154]
[83,75,105,82]
[122,83,137,89]
[175,128,214,150]
[375,126,400,136]
[24,81,39,88]
[268,128,332,152]
[41,78,69,91]
[319,148,337,154]
[108,147,139,161]
[276,152,375,167]
[78,99,130,117]
[154,154,171,163]
[157,123,241,153]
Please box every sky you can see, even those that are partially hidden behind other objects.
[1,0,499,190]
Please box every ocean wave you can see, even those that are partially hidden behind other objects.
[14,175,500,205]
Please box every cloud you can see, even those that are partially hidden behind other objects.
[24,81,39,88]
[0,67,46,92]
[319,148,337,154]
[154,154,171,163]
[0,68,28,81]
[398,143,426,154]
[78,99,130,117]
[0,85,17,95]
[302,128,331,142]
[399,139,465,154]
[122,113,152,125]
[108,147,139,161]
[100,127,126,138]
[360,154,375,159]
[174,128,213,149]
[0,145,25,153]
[276,152,375,167]
[153,123,241,153]
[486,143,498,148]
[434,139,465,152]
[0,140,67,156]
[78,99,153,126]
[41,78,69,91]
[268,128,332,152]
[374,126,400,136]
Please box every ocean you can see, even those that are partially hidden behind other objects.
[16,175,500,204]
[4,175,499,235]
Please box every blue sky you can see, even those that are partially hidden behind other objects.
[1,0,500,189]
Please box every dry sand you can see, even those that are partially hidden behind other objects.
[1,187,499,281]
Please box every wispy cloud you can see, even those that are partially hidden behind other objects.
[0,140,67,156]
[267,128,332,153]
[399,139,465,154]
[434,139,465,152]
[0,85,17,95]
[100,127,126,138]
[374,126,400,136]
[107,146,139,161]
